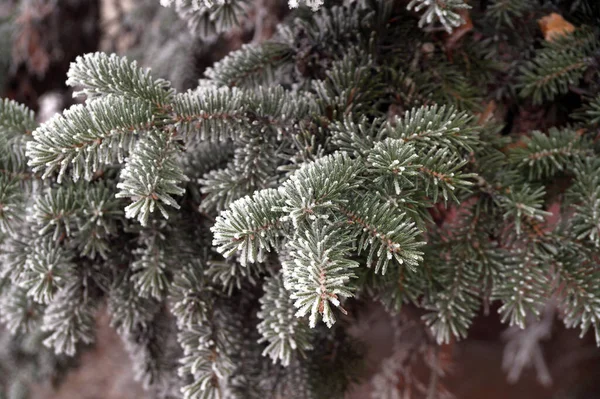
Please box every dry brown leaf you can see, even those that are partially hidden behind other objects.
[538,13,575,42]
[477,100,497,125]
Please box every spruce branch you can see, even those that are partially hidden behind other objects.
[77,183,122,259]
[282,221,358,328]
[496,185,551,236]
[519,28,598,104]
[116,129,187,226]
[206,256,265,295]
[422,258,480,344]
[206,43,293,88]
[170,259,212,329]
[19,239,76,305]
[567,160,600,247]
[0,98,36,137]
[172,88,248,142]
[406,0,471,33]
[387,104,480,153]
[275,153,364,227]
[556,249,600,345]
[66,52,174,106]
[492,248,551,329]
[509,128,590,180]
[0,285,44,334]
[26,96,155,182]
[212,188,285,265]
[42,279,97,356]
[341,195,425,274]
[415,146,475,203]
[257,274,314,366]
[0,175,24,235]
[32,185,80,241]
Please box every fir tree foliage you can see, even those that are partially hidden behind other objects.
[2,0,600,397]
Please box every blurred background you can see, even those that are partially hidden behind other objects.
[1,1,600,398]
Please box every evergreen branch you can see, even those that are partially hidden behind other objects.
[19,239,76,305]
[77,183,122,259]
[282,221,358,328]
[0,285,44,334]
[206,43,293,88]
[116,129,187,226]
[486,0,535,28]
[0,98,36,137]
[170,259,212,329]
[519,28,598,104]
[496,185,550,236]
[257,274,313,366]
[366,138,419,195]
[566,160,600,247]
[416,146,475,203]
[131,245,171,299]
[32,185,80,241]
[313,51,379,117]
[108,275,161,335]
[388,104,480,153]
[67,52,174,106]
[42,279,97,356]
[492,248,551,328]
[330,116,386,157]
[211,188,285,265]
[508,128,590,179]
[275,153,364,227]
[406,0,471,33]
[576,94,600,125]
[178,306,236,399]
[422,259,480,344]
[556,251,600,345]
[171,88,248,141]
[0,175,24,235]
[341,195,425,274]
[206,256,264,295]
[26,96,155,182]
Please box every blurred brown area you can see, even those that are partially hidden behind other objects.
[30,311,146,399]
[29,304,600,399]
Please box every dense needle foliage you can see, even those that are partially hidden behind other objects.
[1,0,600,397]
